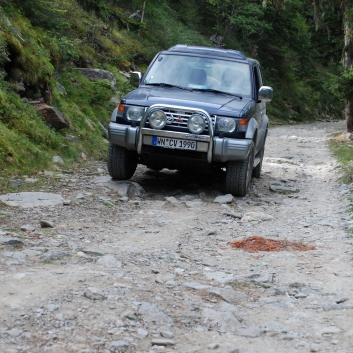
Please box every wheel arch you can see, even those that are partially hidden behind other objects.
[245,118,258,142]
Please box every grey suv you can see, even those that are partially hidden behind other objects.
[107,45,273,196]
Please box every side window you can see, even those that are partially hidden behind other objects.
[253,66,261,99]
[256,67,263,87]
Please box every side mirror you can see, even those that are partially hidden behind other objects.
[258,86,273,103]
[129,71,142,88]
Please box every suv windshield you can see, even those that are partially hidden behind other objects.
[144,54,251,97]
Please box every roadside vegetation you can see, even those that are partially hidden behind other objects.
[329,133,353,183]
[0,0,352,186]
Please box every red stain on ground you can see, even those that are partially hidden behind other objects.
[227,236,316,253]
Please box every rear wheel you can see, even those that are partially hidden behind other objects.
[225,144,254,196]
[107,143,137,180]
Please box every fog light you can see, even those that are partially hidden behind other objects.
[188,114,205,134]
[149,110,167,129]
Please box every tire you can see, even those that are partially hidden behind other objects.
[107,143,137,180]
[252,144,265,179]
[225,144,254,196]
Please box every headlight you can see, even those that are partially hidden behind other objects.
[149,110,167,129]
[188,114,205,134]
[126,106,144,121]
[218,117,236,133]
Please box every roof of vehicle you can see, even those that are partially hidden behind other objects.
[167,44,249,61]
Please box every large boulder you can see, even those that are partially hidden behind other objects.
[36,105,70,130]
[75,68,116,87]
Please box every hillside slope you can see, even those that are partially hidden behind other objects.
[0,0,344,185]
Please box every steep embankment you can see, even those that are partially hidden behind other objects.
[0,0,214,181]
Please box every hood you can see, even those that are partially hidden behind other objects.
[123,86,253,117]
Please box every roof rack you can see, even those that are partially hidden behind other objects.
[167,44,247,60]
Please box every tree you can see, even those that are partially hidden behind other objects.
[141,0,146,23]
[312,0,353,132]
[341,0,353,132]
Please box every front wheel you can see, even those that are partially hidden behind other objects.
[225,144,254,196]
[107,143,137,180]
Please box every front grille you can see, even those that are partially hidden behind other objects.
[142,145,207,160]
[146,109,215,134]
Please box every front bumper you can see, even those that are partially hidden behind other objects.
[109,122,253,162]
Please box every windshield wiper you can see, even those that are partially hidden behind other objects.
[192,88,242,99]
[145,83,191,91]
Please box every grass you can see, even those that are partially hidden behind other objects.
[226,281,271,292]
[328,133,353,183]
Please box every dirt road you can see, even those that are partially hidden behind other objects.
[0,120,352,353]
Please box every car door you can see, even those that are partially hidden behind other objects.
[252,64,265,154]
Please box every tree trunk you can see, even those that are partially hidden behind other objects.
[141,0,146,23]
[342,0,353,132]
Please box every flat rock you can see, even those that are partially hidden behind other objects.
[318,326,341,335]
[241,212,274,222]
[76,68,116,87]
[0,237,23,246]
[262,321,287,333]
[20,224,35,232]
[335,297,348,304]
[269,181,299,193]
[110,340,129,349]
[47,304,60,312]
[208,287,247,304]
[213,194,234,203]
[310,343,320,352]
[53,156,64,164]
[137,328,149,339]
[40,220,54,228]
[36,105,70,130]
[151,338,175,346]
[223,211,243,219]
[204,271,235,283]
[207,343,220,350]
[200,259,217,267]
[7,328,22,337]
[224,344,240,353]
[156,273,175,284]
[84,287,106,300]
[344,328,353,337]
[40,251,69,261]
[219,301,240,314]
[159,326,174,338]
[185,201,203,208]
[97,255,122,267]
[24,177,38,184]
[202,307,241,332]
[183,281,210,290]
[234,326,264,337]
[240,273,274,283]
[0,192,64,208]
[102,180,144,198]
[165,196,179,204]
[138,302,173,325]
[166,280,178,287]
[8,179,23,187]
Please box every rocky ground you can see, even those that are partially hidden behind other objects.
[0,121,353,353]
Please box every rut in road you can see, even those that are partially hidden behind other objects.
[0,120,352,353]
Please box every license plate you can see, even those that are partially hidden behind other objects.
[152,136,196,150]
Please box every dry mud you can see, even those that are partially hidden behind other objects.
[0,120,352,353]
